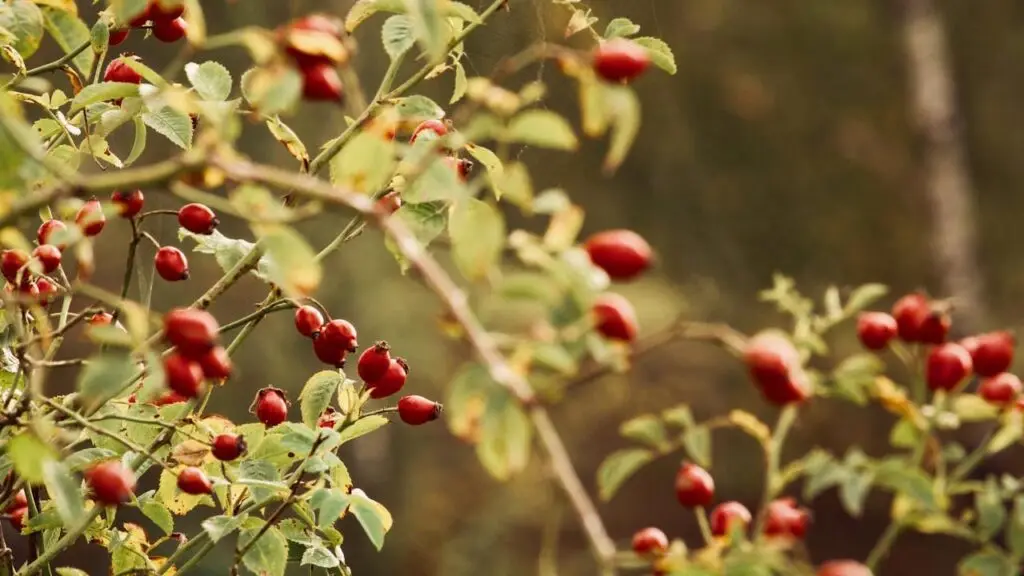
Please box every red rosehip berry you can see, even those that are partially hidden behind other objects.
[367,358,408,399]
[103,57,143,84]
[376,191,402,214]
[397,394,442,425]
[317,407,341,429]
[674,462,714,508]
[90,311,114,326]
[816,560,873,576]
[37,219,68,249]
[155,246,189,281]
[968,331,1015,377]
[294,305,325,338]
[856,312,897,350]
[86,461,136,506]
[7,490,27,513]
[17,280,39,299]
[918,310,951,345]
[709,501,753,537]
[32,245,61,274]
[583,229,653,281]
[630,526,669,557]
[1,250,29,284]
[442,156,472,181]
[926,342,972,392]
[357,341,391,383]
[593,38,650,83]
[762,497,810,539]
[411,119,448,143]
[891,292,930,343]
[163,308,219,358]
[592,293,638,342]
[313,332,348,368]
[301,62,344,102]
[164,353,204,399]
[152,17,187,42]
[176,467,212,495]
[281,14,346,68]
[251,387,289,427]
[109,27,130,46]
[744,331,812,405]
[978,373,1022,406]
[150,1,185,21]
[128,5,152,27]
[35,277,58,306]
[320,319,358,352]
[197,346,232,380]
[8,506,26,531]
[75,198,106,237]
[211,433,246,461]
[177,203,218,235]
[111,189,144,218]
[151,391,189,407]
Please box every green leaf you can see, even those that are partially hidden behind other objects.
[345,0,405,32]
[90,19,108,54]
[832,353,884,405]
[252,223,322,297]
[41,8,92,76]
[185,61,232,101]
[202,514,248,543]
[507,110,578,150]
[632,36,676,75]
[240,65,303,116]
[139,499,173,535]
[142,106,193,150]
[682,426,711,468]
[55,569,90,576]
[619,414,668,449]
[110,0,149,24]
[69,83,140,113]
[309,487,347,529]
[838,469,874,517]
[464,143,505,199]
[0,0,43,58]
[77,352,137,410]
[803,456,847,500]
[952,394,1000,422]
[265,116,308,166]
[447,198,505,280]
[596,448,653,501]
[874,459,938,511]
[338,415,389,445]
[402,155,468,203]
[661,404,696,428]
[604,17,640,39]
[238,523,288,576]
[300,370,343,428]
[889,419,922,449]
[989,413,1024,454]
[302,544,340,568]
[403,0,447,64]
[976,478,1007,540]
[329,131,396,195]
[958,550,1016,576]
[1006,495,1024,558]
[599,84,640,173]
[346,491,393,551]
[381,15,415,60]
[393,94,444,120]
[451,61,468,104]
[42,460,84,529]
[179,229,259,277]
[844,283,889,315]
[237,460,281,503]
[6,432,57,484]
[124,115,147,166]
[446,2,481,23]
[475,389,532,481]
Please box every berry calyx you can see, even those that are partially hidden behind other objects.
[313,332,348,367]
[211,433,247,461]
[294,305,325,338]
[1,250,29,284]
[674,462,714,508]
[967,331,1015,377]
[103,56,143,84]
[301,62,344,102]
[109,28,130,46]
[163,308,219,358]
[856,312,897,350]
[164,353,205,399]
[177,203,218,235]
[397,395,442,425]
[86,461,137,506]
[112,189,144,218]
[152,17,187,42]
[816,560,873,576]
[75,198,106,237]
[251,387,289,427]
[592,293,638,342]
[709,501,753,537]
[891,292,930,342]
[176,467,212,495]
[979,373,1021,406]
[584,229,653,281]
[357,341,391,383]
[762,498,810,539]
[37,219,68,249]
[593,38,650,83]
[32,245,61,274]
[367,358,408,399]
[926,342,972,392]
[320,319,358,352]
[197,346,232,380]
[376,191,402,214]
[155,246,189,281]
[630,526,669,557]
[411,119,448,143]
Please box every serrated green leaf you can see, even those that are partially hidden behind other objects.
[448,198,504,280]
[299,371,343,428]
[345,0,405,32]
[185,61,232,101]
[139,499,173,535]
[404,0,447,64]
[252,224,321,297]
[952,394,1000,422]
[959,550,1015,576]
[239,523,288,576]
[976,478,1007,540]
[0,0,43,58]
[6,432,55,485]
[618,414,668,449]
[604,17,640,39]
[596,448,653,501]
[682,426,711,468]
[844,283,889,315]
[347,491,392,550]
[42,8,92,76]
[240,65,303,116]
[42,460,84,529]
[302,544,340,568]
[875,459,938,511]
[329,131,396,195]
[77,352,137,410]
[70,82,140,113]
[142,106,192,150]
[402,155,468,203]
[838,469,874,517]
[1006,495,1024,558]
[310,487,348,529]
[202,513,248,543]
[451,61,468,104]
[507,110,577,150]
[338,415,389,445]
[632,36,676,75]
[237,460,281,504]
[381,14,415,60]
[179,229,261,278]
[393,94,444,120]
[123,115,147,166]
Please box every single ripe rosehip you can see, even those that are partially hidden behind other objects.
[593,38,650,83]
[6,490,27,513]
[155,246,189,281]
[176,467,212,495]
[35,277,59,306]
[32,245,61,274]
[103,57,143,84]
[968,331,1015,377]
[892,292,930,342]
[111,189,144,218]
[8,506,26,531]
[376,191,402,214]
[926,342,972,392]
[164,308,219,357]
[1,250,29,283]
[177,203,218,235]
[358,341,391,383]
[979,373,1022,406]
[152,17,187,42]
[630,526,669,557]
[313,332,348,368]
[318,407,341,429]
[90,311,114,326]
[744,331,812,405]
[592,293,638,342]
[918,310,951,344]
[816,560,873,576]
[211,433,246,461]
[197,346,232,380]
[150,0,185,21]
[397,394,441,425]
[294,305,325,338]
[86,461,137,506]
[856,312,897,350]
[37,219,68,249]
[320,319,358,352]
[301,62,344,102]
[411,119,448,143]
[367,358,408,399]
[76,198,106,237]
[762,497,810,539]
[164,353,204,398]
[109,27,130,46]
[675,462,714,508]
[583,230,653,281]
[251,387,289,427]
[709,501,752,537]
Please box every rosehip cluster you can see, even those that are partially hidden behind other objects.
[113,0,188,45]
[277,14,349,102]
[3,489,28,531]
[153,202,219,282]
[162,308,232,399]
[581,229,653,344]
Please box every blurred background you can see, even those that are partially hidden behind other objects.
[9,0,1024,574]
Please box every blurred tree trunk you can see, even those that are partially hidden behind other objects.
[899,0,988,332]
